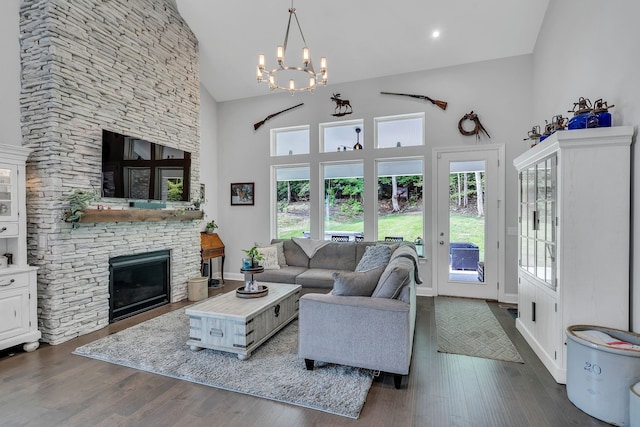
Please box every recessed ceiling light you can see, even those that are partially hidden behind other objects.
[432,30,440,39]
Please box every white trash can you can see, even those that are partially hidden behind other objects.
[187,276,209,301]
[630,382,640,427]
[566,325,640,426]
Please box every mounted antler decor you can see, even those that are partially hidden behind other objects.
[330,93,353,117]
[458,111,490,141]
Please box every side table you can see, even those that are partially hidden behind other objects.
[201,232,225,287]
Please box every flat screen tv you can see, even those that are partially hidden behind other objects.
[102,130,191,201]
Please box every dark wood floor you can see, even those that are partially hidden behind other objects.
[0,283,608,427]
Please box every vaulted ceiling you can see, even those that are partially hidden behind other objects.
[176,0,550,102]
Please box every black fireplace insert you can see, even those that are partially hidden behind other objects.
[109,250,170,323]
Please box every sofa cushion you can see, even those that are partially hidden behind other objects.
[274,239,309,267]
[296,268,345,289]
[258,266,307,284]
[331,266,386,296]
[258,241,287,266]
[355,245,391,272]
[372,256,413,299]
[256,245,279,270]
[310,242,357,270]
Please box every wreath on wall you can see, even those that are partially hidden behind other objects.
[458,111,491,141]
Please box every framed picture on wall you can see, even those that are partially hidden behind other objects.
[230,182,254,206]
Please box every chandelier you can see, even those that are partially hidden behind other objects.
[256,2,327,94]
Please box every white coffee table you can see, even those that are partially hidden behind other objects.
[185,282,301,359]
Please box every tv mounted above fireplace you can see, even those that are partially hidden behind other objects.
[101,130,191,201]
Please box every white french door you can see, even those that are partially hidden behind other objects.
[433,145,504,300]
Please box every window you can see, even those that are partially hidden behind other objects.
[376,159,424,250]
[271,126,309,156]
[322,162,364,240]
[274,165,310,239]
[375,113,425,148]
[320,119,364,152]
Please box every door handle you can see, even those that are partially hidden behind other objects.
[439,241,444,245]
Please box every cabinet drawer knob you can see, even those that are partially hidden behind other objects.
[0,227,6,232]
[0,278,15,287]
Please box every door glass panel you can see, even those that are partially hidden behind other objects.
[0,168,11,217]
[527,238,536,275]
[449,161,485,282]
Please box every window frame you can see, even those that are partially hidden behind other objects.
[374,112,425,149]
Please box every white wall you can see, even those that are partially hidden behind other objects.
[0,1,21,146]
[216,54,533,297]
[199,83,220,275]
[532,0,640,330]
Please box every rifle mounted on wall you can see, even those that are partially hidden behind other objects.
[380,92,448,111]
[253,103,304,130]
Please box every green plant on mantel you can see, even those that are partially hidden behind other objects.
[64,189,97,228]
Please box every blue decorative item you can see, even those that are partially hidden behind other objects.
[568,112,590,129]
[593,98,614,128]
[567,97,593,130]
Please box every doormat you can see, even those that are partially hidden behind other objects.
[435,296,524,363]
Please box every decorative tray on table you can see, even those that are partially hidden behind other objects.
[236,285,269,298]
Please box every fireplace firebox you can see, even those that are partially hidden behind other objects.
[109,250,170,323]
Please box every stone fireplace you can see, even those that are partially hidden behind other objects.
[19,0,202,344]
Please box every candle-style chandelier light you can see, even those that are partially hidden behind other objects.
[256,1,327,94]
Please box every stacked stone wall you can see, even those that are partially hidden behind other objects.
[19,0,201,344]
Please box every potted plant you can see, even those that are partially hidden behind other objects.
[242,246,263,268]
[204,219,218,234]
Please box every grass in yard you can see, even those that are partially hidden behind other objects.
[449,213,485,259]
[277,204,484,259]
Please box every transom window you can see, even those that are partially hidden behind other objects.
[271,126,310,156]
[320,119,364,153]
[375,113,425,148]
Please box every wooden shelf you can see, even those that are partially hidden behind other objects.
[79,209,204,223]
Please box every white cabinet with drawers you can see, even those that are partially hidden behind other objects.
[0,144,40,352]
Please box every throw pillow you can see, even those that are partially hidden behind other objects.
[377,242,400,254]
[257,246,280,270]
[355,245,391,272]
[371,257,413,299]
[331,266,386,296]
[256,241,287,266]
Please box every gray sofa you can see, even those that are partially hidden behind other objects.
[259,238,419,388]
[259,238,384,289]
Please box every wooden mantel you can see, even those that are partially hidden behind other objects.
[79,208,204,223]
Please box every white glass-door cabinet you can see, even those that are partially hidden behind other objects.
[0,144,40,352]
[514,127,633,384]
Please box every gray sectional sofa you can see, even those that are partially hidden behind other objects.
[258,237,420,388]
[259,238,418,289]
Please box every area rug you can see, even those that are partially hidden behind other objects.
[73,309,373,419]
[435,296,524,363]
